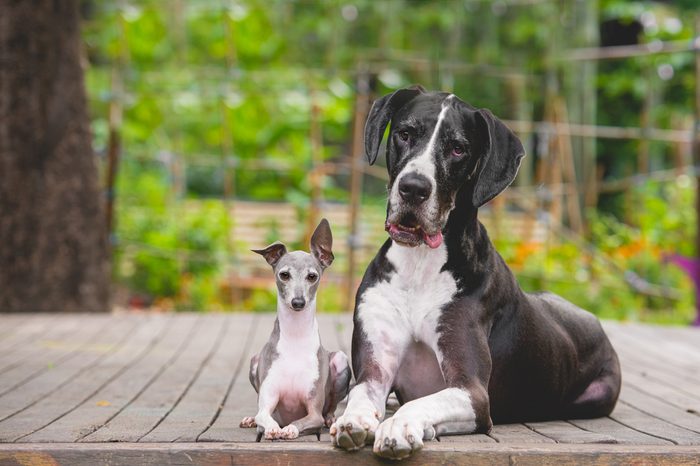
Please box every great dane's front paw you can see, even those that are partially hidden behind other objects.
[373,416,425,460]
[330,411,379,451]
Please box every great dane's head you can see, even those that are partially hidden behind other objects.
[364,86,525,249]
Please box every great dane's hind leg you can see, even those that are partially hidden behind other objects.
[567,353,621,419]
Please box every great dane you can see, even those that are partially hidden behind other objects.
[330,86,621,460]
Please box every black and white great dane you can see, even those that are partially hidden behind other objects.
[329,86,621,459]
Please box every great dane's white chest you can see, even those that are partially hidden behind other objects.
[358,242,457,348]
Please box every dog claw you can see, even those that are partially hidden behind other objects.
[256,431,263,442]
[315,431,321,441]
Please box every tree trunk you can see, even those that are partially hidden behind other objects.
[0,0,110,312]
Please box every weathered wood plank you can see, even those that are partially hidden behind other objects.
[2,442,700,466]
[0,315,130,423]
[488,423,556,444]
[606,324,700,380]
[0,315,59,358]
[568,416,673,446]
[82,314,224,442]
[618,365,700,415]
[140,313,256,442]
[0,314,170,442]
[198,313,277,443]
[0,317,81,377]
[605,325,700,402]
[609,401,700,446]
[524,420,617,444]
[22,314,197,443]
[617,384,700,438]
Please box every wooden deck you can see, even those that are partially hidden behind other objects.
[0,312,699,465]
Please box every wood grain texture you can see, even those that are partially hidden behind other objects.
[1,313,699,462]
[140,313,255,442]
[1,442,699,466]
[0,314,169,442]
[0,315,124,422]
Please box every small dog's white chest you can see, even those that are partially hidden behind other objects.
[266,337,320,402]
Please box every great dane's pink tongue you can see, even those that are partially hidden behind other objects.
[423,231,443,249]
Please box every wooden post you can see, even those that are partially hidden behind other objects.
[554,97,584,235]
[305,85,323,246]
[693,15,700,320]
[639,66,654,175]
[104,10,127,250]
[344,72,371,312]
[222,4,239,309]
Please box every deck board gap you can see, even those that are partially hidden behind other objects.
[75,315,205,442]
[137,316,231,442]
[195,313,260,442]
[12,315,175,443]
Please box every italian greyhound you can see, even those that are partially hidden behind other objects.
[240,218,352,441]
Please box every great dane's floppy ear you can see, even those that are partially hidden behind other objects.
[310,218,334,269]
[252,242,287,268]
[472,109,525,207]
[364,85,425,165]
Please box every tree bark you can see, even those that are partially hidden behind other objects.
[0,0,110,312]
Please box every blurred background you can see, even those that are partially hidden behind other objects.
[2,0,699,324]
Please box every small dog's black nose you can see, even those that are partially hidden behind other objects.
[398,173,431,205]
[291,297,306,310]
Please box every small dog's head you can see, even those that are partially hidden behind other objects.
[252,219,334,312]
[364,86,525,248]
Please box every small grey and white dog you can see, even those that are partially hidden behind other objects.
[240,219,352,441]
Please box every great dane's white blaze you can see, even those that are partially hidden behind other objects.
[389,95,455,222]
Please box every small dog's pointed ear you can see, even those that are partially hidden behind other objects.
[471,109,525,207]
[252,242,287,268]
[310,218,334,269]
[364,85,425,165]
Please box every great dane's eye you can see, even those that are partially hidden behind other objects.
[398,130,410,142]
[451,144,466,157]
[306,272,318,282]
[279,271,290,280]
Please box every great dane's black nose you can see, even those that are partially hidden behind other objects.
[398,173,431,205]
[291,297,306,310]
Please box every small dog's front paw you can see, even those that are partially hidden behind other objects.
[278,424,299,440]
[373,416,424,460]
[239,416,257,428]
[257,425,282,440]
[330,411,379,451]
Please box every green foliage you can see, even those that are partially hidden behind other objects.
[500,176,695,324]
[83,1,697,320]
[114,162,229,310]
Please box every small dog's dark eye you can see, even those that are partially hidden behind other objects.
[306,273,318,282]
[279,271,290,280]
[398,130,410,142]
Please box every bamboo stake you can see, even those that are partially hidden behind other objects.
[222,0,239,309]
[305,84,323,247]
[104,7,127,251]
[345,72,371,312]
